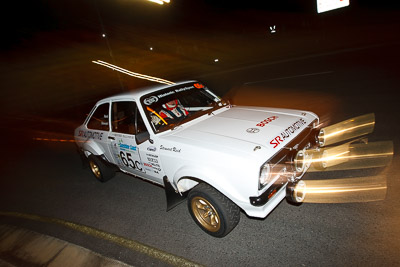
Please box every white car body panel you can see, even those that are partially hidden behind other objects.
[74,81,319,219]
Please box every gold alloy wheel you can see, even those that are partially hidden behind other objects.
[191,196,221,232]
[89,160,101,179]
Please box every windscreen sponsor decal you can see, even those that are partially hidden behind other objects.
[144,86,196,105]
[174,85,194,93]
[257,116,278,127]
[193,83,204,89]
[144,96,158,105]
[270,118,307,148]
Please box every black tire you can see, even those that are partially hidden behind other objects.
[188,183,240,238]
[88,155,115,182]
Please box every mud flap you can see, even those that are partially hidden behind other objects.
[163,176,187,211]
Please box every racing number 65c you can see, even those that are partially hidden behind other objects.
[120,151,142,171]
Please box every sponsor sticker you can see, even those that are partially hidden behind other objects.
[246,128,260,133]
[269,118,307,148]
[144,96,158,105]
[147,146,157,152]
[257,116,278,127]
[78,130,104,140]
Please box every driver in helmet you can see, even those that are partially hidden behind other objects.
[151,99,188,126]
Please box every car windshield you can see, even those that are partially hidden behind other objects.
[141,82,227,133]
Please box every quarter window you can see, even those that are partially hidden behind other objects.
[87,103,110,131]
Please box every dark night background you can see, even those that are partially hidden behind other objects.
[1,1,400,266]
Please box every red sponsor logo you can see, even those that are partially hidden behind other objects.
[257,116,278,127]
[194,83,204,89]
[270,136,283,149]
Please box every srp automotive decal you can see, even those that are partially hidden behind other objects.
[257,116,278,127]
[270,118,307,149]
[78,130,104,140]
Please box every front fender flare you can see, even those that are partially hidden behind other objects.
[172,165,247,210]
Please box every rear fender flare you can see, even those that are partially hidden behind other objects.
[82,140,105,157]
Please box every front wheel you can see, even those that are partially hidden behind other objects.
[188,183,240,238]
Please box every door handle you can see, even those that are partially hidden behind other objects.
[108,136,115,140]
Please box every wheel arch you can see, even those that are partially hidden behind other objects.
[172,165,247,211]
[81,140,105,157]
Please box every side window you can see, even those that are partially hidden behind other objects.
[111,101,136,135]
[87,103,110,131]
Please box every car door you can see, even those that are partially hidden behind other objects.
[108,100,164,184]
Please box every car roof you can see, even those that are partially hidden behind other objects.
[96,80,197,105]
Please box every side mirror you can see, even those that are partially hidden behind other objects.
[135,131,150,145]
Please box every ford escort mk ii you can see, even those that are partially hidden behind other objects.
[75,80,324,237]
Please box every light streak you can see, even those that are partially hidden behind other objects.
[306,141,393,172]
[33,137,85,143]
[33,137,75,143]
[92,60,175,85]
[299,175,388,203]
[319,113,375,147]
[147,0,170,5]
[323,121,375,140]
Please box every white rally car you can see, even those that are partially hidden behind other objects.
[74,80,371,237]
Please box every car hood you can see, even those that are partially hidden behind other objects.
[165,106,317,155]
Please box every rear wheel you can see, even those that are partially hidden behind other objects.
[188,183,240,238]
[88,155,115,182]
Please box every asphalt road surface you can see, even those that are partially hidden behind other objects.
[1,42,399,266]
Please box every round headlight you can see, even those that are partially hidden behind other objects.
[294,150,305,173]
[259,164,271,187]
[317,129,325,147]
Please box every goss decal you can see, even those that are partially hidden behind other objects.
[144,96,158,105]
[257,116,278,127]
[246,128,260,133]
[269,118,307,148]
